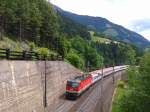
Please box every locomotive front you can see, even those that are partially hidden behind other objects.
[66,79,81,99]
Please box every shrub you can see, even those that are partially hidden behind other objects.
[117,81,125,88]
[29,42,36,51]
[37,47,50,59]
[66,52,84,69]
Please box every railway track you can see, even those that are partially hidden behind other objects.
[53,71,123,112]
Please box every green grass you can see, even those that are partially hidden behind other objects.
[89,31,111,43]
[0,36,30,51]
[0,36,58,58]
[112,81,126,112]
[92,35,111,43]
[89,31,120,44]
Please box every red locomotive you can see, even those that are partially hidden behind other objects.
[66,75,92,98]
[66,66,127,99]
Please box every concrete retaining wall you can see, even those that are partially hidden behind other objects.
[0,61,82,112]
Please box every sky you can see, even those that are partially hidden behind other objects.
[50,0,150,41]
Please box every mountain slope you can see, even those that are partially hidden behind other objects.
[58,12,91,40]
[54,5,150,49]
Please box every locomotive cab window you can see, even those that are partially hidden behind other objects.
[67,81,79,88]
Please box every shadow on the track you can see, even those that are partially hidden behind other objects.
[58,93,76,101]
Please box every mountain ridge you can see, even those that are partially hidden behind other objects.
[53,5,150,49]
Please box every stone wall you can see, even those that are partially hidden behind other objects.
[45,61,82,111]
[0,61,82,112]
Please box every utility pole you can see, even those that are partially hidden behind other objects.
[112,61,115,84]
[100,58,104,112]
[87,60,90,72]
[44,57,48,112]
[111,41,115,84]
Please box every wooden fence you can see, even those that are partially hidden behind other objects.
[0,48,62,61]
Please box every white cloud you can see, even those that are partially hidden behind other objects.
[139,29,150,40]
[130,19,150,32]
[50,0,150,41]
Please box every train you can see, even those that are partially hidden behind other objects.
[66,65,127,99]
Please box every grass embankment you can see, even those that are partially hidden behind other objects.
[0,36,30,51]
[112,81,127,112]
[0,36,58,58]
[89,31,111,43]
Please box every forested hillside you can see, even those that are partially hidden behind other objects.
[0,0,137,70]
[112,51,150,112]
[0,0,59,48]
